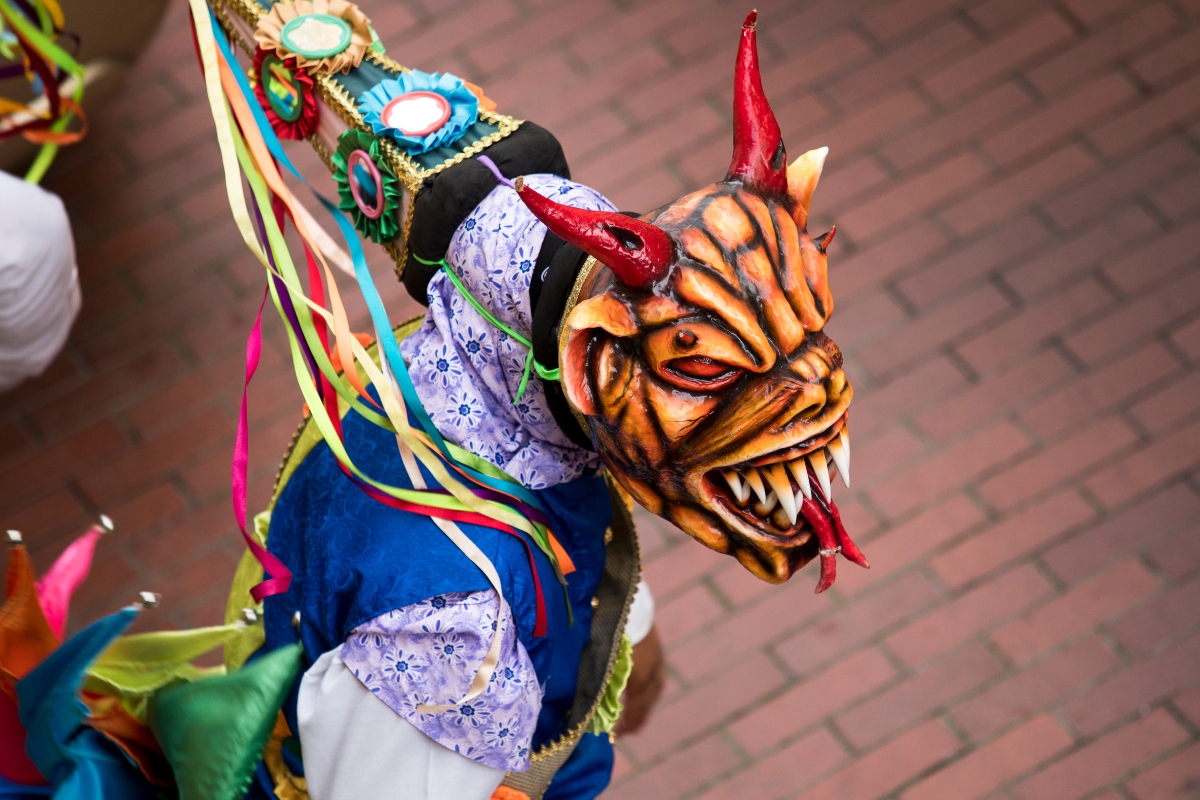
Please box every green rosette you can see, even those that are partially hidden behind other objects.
[332,128,402,243]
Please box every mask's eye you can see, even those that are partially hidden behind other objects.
[661,356,744,390]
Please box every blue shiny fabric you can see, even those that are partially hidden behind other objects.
[263,399,612,752]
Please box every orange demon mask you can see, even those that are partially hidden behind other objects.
[516,12,868,589]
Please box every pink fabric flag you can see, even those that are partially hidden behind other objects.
[35,525,102,639]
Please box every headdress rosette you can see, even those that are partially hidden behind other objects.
[360,70,479,155]
[252,48,319,140]
[254,0,372,76]
[333,129,402,243]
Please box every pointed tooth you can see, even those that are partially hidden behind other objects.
[764,464,798,526]
[762,463,790,499]
[828,436,850,489]
[809,449,832,500]
[724,470,751,505]
[788,459,812,499]
[752,491,778,517]
[744,468,767,504]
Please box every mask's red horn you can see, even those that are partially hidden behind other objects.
[727,11,788,196]
[515,178,674,288]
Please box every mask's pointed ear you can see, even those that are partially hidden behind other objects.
[787,147,828,229]
[561,293,639,417]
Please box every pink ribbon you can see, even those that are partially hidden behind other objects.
[233,290,293,602]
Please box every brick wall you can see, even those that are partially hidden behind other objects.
[2,0,1199,798]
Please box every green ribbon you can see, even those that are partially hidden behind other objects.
[413,254,561,403]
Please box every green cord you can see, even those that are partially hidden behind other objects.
[412,254,562,403]
[414,255,576,622]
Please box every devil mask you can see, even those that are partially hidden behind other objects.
[517,12,867,589]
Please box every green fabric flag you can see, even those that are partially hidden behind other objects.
[148,642,303,800]
[84,623,246,717]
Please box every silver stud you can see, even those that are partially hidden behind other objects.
[241,608,259,624]
[5,530,22,544]
[292,611,302,631]
[138,592,161,609]
[98,514,114,532]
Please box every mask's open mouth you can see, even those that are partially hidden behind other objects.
[713,423,849,531]
[703,416,868,592]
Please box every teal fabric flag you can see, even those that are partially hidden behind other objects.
[16,608,156,800]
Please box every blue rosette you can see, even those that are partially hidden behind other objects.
[359,70,479,154]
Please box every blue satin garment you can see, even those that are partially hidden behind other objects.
[252,398,615,797]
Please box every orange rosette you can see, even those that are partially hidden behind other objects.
[254,0,372,76]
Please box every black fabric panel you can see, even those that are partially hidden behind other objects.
[529,211,641,451]
[402,121,570,304]
[531,240,593,450]
[530,229,566,312]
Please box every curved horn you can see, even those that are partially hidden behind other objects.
[727,11,787,195]
[515,178,674,288]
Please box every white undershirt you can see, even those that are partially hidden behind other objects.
[296,581,655,799]
[298,646,506,800]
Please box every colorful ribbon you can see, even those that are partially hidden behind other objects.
[188,0,570,674]
[0,0,86,183]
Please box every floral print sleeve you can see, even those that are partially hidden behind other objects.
[340,590,542,772]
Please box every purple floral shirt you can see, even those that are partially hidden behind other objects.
[344,175,617,770]
[341,590,541,771]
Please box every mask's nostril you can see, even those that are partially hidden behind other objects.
[781,384,827,429]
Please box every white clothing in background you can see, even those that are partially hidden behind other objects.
[0,170,80,392]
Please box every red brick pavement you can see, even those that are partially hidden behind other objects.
[3,0,1200,797]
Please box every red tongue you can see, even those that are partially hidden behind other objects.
[801,485,870,594]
